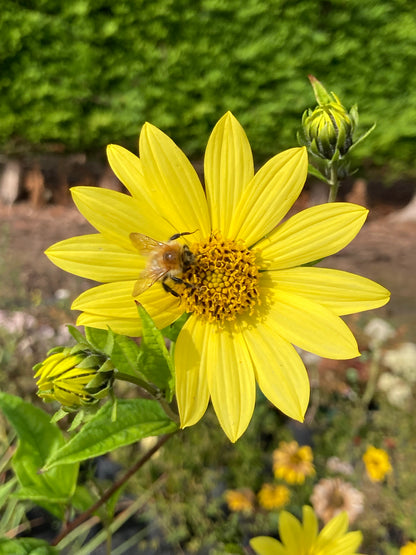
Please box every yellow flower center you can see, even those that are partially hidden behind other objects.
[180,232,260,323]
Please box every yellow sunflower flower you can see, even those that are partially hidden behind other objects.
[258,483,290,511]
[45,112,390,442]
[273,441,315,484]
[362,445,392,482]
[225,488,255,513]
[250,505,363,555]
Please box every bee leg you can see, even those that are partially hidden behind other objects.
[171,276,197,293]
[170,275,195,290]
[162,278,181,298]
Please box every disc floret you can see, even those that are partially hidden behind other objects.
[181,232,260,323]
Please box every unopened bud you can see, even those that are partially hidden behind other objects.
[299,76,357,160]
[34,346,114,410]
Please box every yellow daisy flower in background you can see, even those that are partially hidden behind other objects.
[258,483,290,511]
[400,542,416,555]
[45,112,390,442]
[250,505,363,555]
[273,441,315,484]
[225,488,255,513]
[362,445,392,482]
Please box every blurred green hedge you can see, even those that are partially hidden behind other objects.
[1,0,415,171]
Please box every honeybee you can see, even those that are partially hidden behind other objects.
[130,231,195,297]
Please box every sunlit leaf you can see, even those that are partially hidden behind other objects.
[110,334,143,379]
[162,312,190,342]
[0,393,78,518]
[85,326,114,355]
[137,304,175,400]
[44,399,178,469]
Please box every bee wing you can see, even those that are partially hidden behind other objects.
[129,232,164,254]
[132,268,167,297]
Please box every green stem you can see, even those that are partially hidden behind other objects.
[159,398,180,424]
[362,349,381,407]
[115,371,159,397]
[106,529,111,555]
[327,164,339,202]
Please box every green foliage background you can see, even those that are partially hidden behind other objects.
[1,0,415,171]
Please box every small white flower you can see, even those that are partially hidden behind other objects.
[383,343,416,383]
[378,373,412,408]
[364,318,395,349]
[326,456,354,476]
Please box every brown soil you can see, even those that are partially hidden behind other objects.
[1,198,415,336]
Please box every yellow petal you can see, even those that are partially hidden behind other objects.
[258,203,368,268]
[269,267,390,315]
[242,323,309,422]
[174,315,211,428]
[279,511,303,552]
[250,537,285,555]
[302,505,319,547]
[319,511,349,543]
[264,284,360,359]
[45,234,143,282]
[72,281,183,336]
[139,123,210,240]
[206,321,256,443]
[107,144,160,213]
[230,147,307,246]
[76,312,143,337]
[71,186,174,249]
[204,112,254,236]
[327,531,363,554]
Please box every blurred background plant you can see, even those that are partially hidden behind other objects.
[1,0,415,179]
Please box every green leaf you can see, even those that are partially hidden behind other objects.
[110,334,143,380]
[0,393,78,518]
[67,324,86,345]
[307,163,329,183]
[0,537,59,554]
[349,122,376,152]
[137,304,175,400]
[162,312,190,342]
[85,326,114,356]
[71,484,97,512]
[13,486,69,504]
[44,399,178,469]
[84,328,147,382]
[0,478,17,508]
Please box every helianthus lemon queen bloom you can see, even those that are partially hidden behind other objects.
[45,112,390,442]
[250,505,363,555]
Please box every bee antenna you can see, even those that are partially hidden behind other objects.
[169,229,198,241]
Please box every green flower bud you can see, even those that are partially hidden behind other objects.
[299,76,356,160]
[34,346,114,410]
